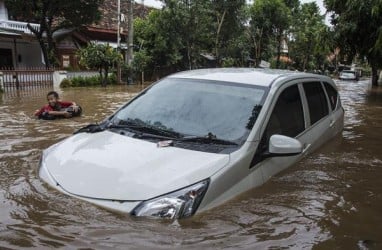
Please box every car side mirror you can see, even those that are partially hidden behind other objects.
[262,134,303,158]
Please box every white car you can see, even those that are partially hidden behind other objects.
[339,70,359,81]
[39,68,344,219]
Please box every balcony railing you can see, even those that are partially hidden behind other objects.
[0,19,40,34]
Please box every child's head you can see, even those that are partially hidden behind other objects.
[47,91,59,107]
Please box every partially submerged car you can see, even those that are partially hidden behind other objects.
[39,68,344,219]
[339,70,359,81]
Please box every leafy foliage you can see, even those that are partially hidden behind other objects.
[133,0,246,75]
[288,2,330,71]
[77,43,122,86]
[324,0,382,84]
[60,75,118,88]
[5,0,103,67]
[248,0,291,67]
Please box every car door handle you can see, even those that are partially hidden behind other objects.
[302,143,311,154]
[329,120,335,128]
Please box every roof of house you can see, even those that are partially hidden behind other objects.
[88,0,150,33]
[79,0,151,42]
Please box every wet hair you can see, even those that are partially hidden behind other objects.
[47,91,59,99]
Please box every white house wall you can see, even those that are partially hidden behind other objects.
[0,1,8,20]
[0,38,44,68]
[16,40,44,68]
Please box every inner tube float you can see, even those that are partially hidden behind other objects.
[39,106,82,120]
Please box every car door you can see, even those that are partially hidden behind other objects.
[251,81,310,181]
[322,81,344,137]
[299,81,333,153]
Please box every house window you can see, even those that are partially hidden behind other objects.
[0,48,13,69]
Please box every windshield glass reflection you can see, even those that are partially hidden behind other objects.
[113,78,267,142]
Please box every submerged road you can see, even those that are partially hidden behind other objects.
[0,80,381,249]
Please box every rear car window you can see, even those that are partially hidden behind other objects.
[323,82,338,110]
[303,82,329,125]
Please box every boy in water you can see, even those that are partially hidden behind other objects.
[34,91,80,119]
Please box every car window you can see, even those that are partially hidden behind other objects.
[266,84,305,139]
[303,82,329,125]
[112,78,267,142]
[252,84,304,165]
[323,82,338,110]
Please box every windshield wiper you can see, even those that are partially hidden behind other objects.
[107,124,175,140]
[177,133,238,146]
[108,121,183,139]
[74,122,108,134]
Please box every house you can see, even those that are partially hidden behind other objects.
[52,0,150,69]
[0,0,44,69]
[0,0,150,69]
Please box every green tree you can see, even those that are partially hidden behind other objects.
[78,43,122,86]
[289,2,330,71]
[324,0,382,85]
[5,0,103,68]
[133,10,183,74]
[210,0,246,62]
[248,0,291,67]
[161,0,214,69]
[135,1,214,71]
[132,49,152,83]
[134,0,247,72]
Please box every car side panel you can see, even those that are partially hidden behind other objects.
[197,141,264,213]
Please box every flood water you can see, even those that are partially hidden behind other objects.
[0,80,381,249]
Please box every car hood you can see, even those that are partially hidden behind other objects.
[42,131,230,200]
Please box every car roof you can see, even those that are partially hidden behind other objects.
[168,68,327,87]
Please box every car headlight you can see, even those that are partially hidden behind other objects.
[131,179,209,219]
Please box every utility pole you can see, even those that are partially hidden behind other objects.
[117,0,121,49]
[117,0,121,83]
[126,0,134,66]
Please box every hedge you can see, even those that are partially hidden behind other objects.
[60,74,118,88]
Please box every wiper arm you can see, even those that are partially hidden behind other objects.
[178,133,238,146]
[108,122,183,139]
[74,122,108,134]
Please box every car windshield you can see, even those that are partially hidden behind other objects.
[111,78,267,142]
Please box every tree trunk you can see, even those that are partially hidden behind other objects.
[103,66,109,87]
[187,41,192,70]
[215,10,226,61]
[371,65,378,86]
[255,28,263,67]
[27,23,50,68]
[38,38,50,68]
[99,68,103,86]
[46,17,57,68]
[276,32,282,69]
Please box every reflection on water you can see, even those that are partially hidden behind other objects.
[1,81,382,249]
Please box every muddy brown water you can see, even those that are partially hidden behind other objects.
[0,80,381,249]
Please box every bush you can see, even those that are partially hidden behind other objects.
[60,74,119,88]
[221,57,236,67]
[70,75,101,87]
[108,73,117,85]
[60,78,72,88]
